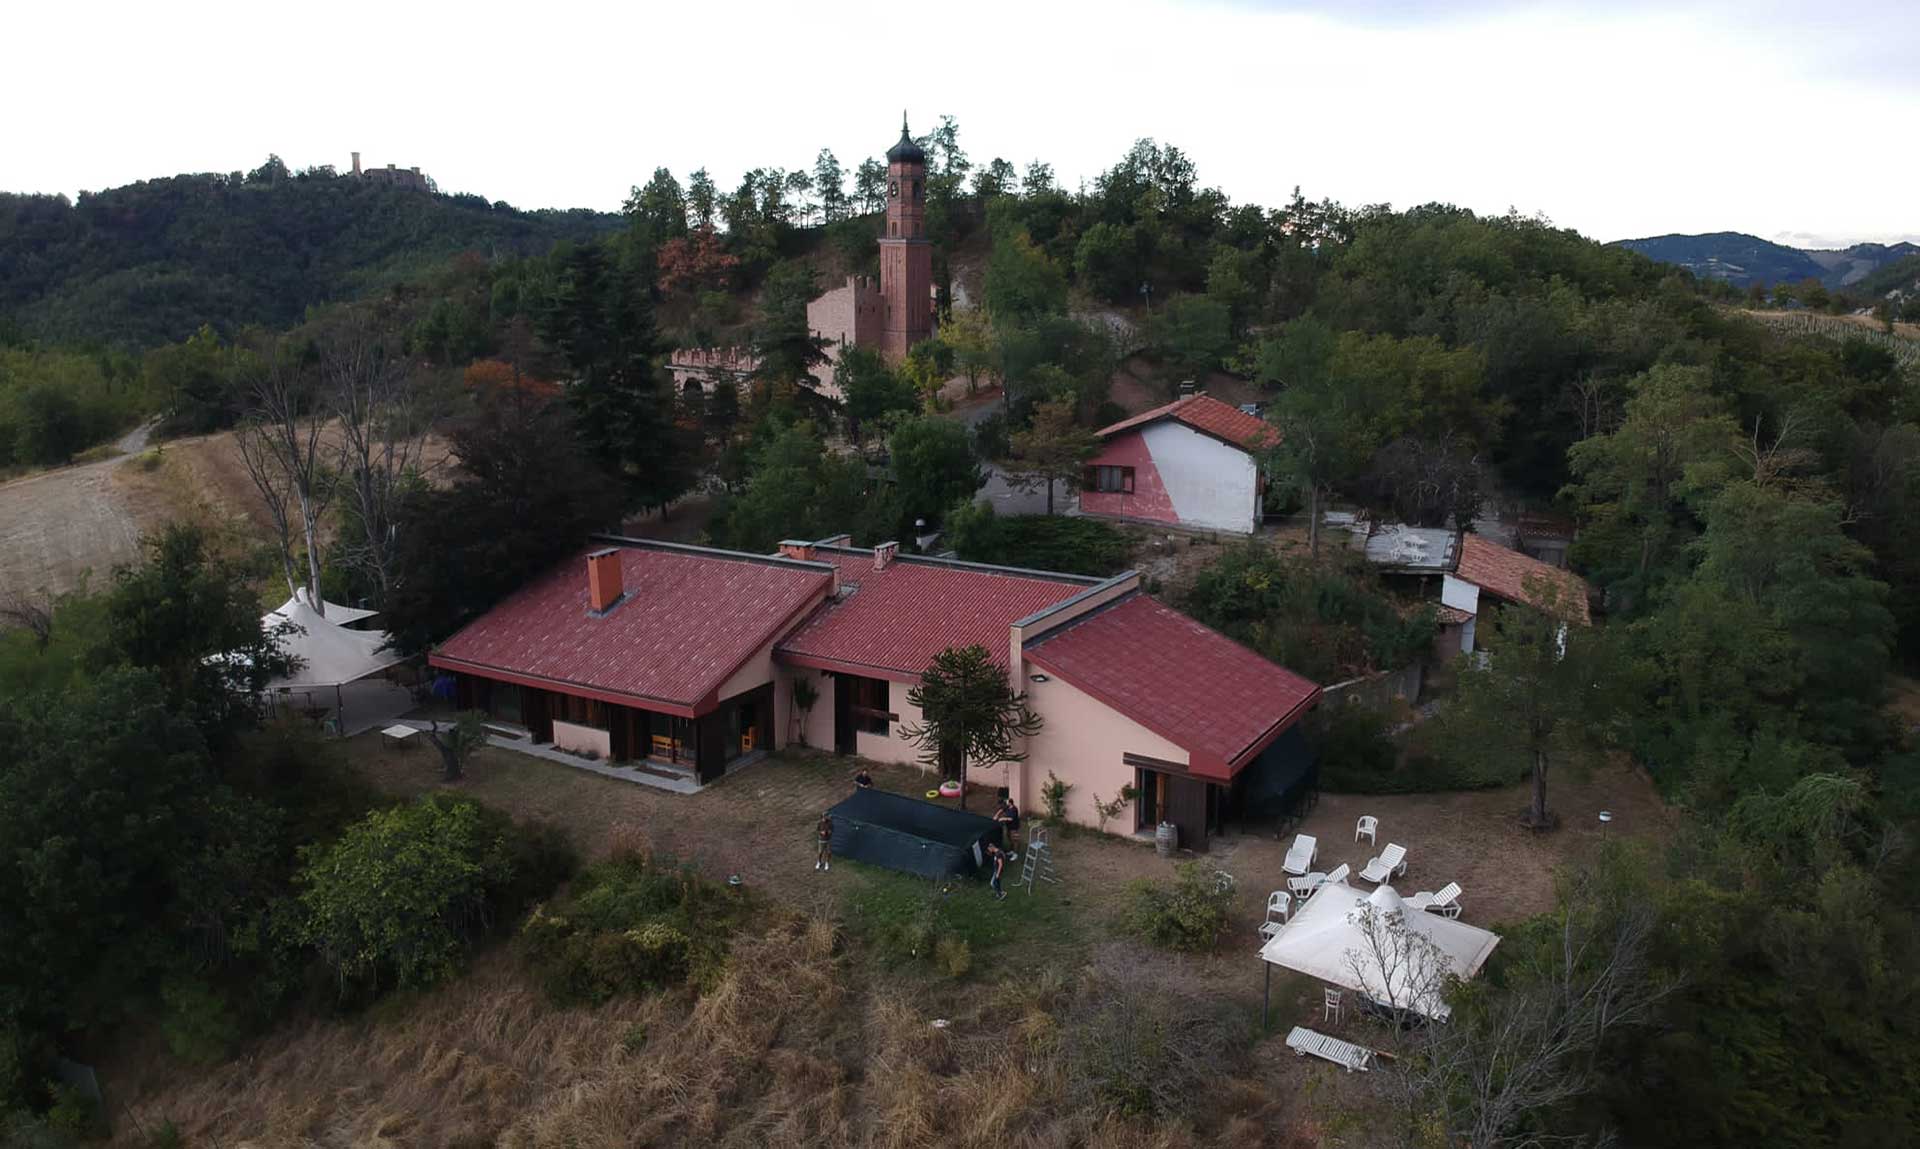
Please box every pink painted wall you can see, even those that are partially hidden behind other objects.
[1079,430,1178,524]
[1015,665,1189,832]
[780,666,927,765]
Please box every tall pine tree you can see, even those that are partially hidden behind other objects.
[542,237,697,513]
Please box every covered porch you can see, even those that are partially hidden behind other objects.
[449,671,772,786]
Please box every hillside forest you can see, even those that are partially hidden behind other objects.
[2,119,1918,1147]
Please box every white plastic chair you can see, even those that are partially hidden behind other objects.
[1354,815,1378,844]
[1359,843,1407,884]
[1323,987,1343,1024]
[1283,833,1318,876]
[1259,890,1291,939]
[1408,882,1462,918]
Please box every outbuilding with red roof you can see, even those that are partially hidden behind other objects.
[1080,392,1277,535]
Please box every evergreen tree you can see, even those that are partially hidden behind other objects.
[543,239,696,511]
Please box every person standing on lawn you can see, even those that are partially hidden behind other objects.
[993,795,1021,860]
[815,811,834,871]
[986,842,1007,900]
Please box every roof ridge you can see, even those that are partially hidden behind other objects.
[589,533,837,573]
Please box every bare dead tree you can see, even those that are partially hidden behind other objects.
[1560,373,1621,442]
[1734,410,1819,489]
[1376,871,1675,1149]
[1344,900,1456,1024]
[325,317,442,606]
[238,340,338,615]
[237,418,303,601]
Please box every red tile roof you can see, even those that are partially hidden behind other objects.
[776,550,1092,681]
[430,544,832,716]
[1096,393,1277,452]
[1025,594,1321,780]
[1455,533,1592,625]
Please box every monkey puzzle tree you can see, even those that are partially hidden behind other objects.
[902,644,1042,811]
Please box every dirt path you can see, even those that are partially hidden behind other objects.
[0,433,152,599]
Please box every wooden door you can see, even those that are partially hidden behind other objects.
[1164,774,1212,853]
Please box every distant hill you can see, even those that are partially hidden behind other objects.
[1615,231,1920,292]
[0,166,624,349]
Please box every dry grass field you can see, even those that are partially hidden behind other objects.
[103,741,1667,1148]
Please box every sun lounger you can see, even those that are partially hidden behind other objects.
[1283,833,1317,875]
[1407,882,1462,917]
[1286,1026,1373,1072]
[1358,842,1407,884]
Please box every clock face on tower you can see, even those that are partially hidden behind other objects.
[888,181,899,199]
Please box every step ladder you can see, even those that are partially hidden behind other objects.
[1019,826,1060,893]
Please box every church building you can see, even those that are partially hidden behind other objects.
[803,116,938,395]
[672,116,942,401]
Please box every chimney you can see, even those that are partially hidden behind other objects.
[351,151,361,175]
[586,548,624,613]
[777,539,816,562]
[1177,380,1197,398]
[873,542,899,571]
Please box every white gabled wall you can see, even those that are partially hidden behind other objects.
[1141,421,1258,533]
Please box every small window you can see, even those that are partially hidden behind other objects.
[889,221,897,237]
[848,675,893,736]
[1087,465,1134,494]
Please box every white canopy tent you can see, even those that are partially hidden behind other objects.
[262,594,403,731]
[264,587,378,627]
[1258,880,1500,1024]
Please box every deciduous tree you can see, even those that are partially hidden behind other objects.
[1006,399,1098,515]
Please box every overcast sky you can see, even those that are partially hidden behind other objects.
[7,0,1916,247]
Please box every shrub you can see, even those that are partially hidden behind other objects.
[1182,543,1435,682]
[1313,702,1403,792]
[159,977,242,1065]
[934,935,973,979]
[520,852,742,1004]
[1041,771,1072,822]
[1122,862,1234,952]
[295,796,562,995]
[1062,975,1248,1119]
[948,504,1132,576]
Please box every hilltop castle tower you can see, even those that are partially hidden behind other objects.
[878,114,934,361]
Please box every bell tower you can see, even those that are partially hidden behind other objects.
[878,113,933,362]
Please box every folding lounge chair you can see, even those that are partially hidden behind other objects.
[1407,882,1462,918]
[1286,1026,1373,1072]
[1283,833,1318,876]
[1358,843,1407,884]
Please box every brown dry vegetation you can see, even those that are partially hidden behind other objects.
[103,740,1665,1148]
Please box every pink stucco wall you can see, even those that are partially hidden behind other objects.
[778,643,1207,836]
[1016,668,1188,830]
[1078,429,1178,524]
[780,666,927,765]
